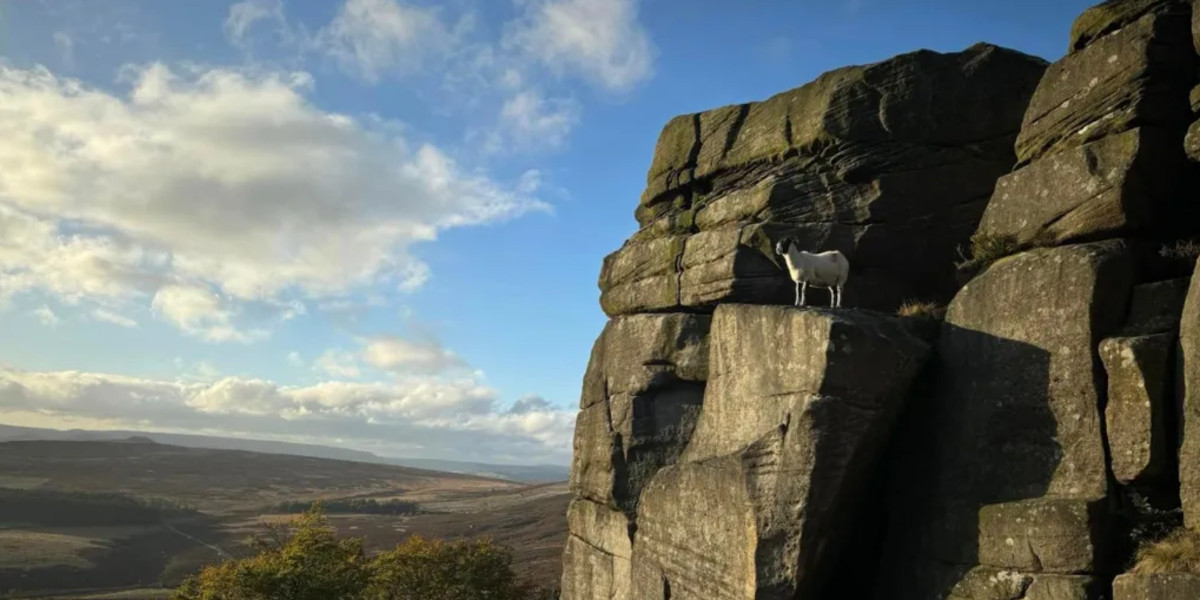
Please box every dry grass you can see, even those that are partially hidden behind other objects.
[955,230,1057,282]
[1131,527,1200,574]
[0,475,49,490]
[0,530,104,569]
[896,300,946,321]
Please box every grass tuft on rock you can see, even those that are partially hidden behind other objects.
[1131,527,1200,574]
[896,300,946,321]
[955,230,1057,283]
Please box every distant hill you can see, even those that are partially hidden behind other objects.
[0,438,518,512]
[0,424,569,483]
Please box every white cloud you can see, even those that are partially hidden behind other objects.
[91,308,138,328]
[33,305,60,327]
[287,351,304,367]
[492,90,579,153]
[504,0,654,93]
[151,284,266,343]
[0,367,574,464]
[0,63,546,339]
[362,335,465,375]
[315,0,464,83]
[508,394,551,414]
[314,349,362,379]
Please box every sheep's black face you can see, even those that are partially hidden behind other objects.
[774,241,787,255]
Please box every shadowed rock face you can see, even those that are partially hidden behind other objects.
[630,305,929,600]
[598,43,1048,316]
[876,241,1134,600]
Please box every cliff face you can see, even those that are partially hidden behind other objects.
[562,1,1200,599]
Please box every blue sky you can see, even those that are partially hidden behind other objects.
[0,0,1094,465]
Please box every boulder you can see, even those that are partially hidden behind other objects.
[1113,573,1200,599]
[600,43,1048,317]
[877,241,1136,598]
[1016,5,1195,165]
[630,305,929,600]
[978,128,1188,245]
[568,313,710,512]
[1100,334,1176,485]
[1069,0,1190,52]
[1120,277,1191,336]
[1178,260,1200,527]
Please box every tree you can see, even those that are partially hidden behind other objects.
[172,504,370,600]
[171,503,551,600]
[364,535,536,600]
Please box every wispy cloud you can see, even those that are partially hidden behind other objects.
[91,308,138,328]
[32,305,60,327]
[503,0,655,93]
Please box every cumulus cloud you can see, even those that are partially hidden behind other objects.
[0,367,574,464]
[361,335,465,375]
[0,63,546,338]
[508,394,551,414]
[151,285,266,343]
[504,0,654,93]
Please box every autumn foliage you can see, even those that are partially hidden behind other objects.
[171,503,550,600]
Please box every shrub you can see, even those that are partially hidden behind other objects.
[170,503,548,600]
[896,300,946,321]
[364,535,537,600]
[1130,527,1200,574]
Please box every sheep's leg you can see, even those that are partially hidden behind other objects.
[828,286,835,308]
[800,281,807,307]
[835,285,842,308]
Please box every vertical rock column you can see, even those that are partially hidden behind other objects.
[562,314,711,600]
[630,305,929,600]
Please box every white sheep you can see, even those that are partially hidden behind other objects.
[773,237,850,308]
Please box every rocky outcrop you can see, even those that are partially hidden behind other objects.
[876,241,1135,599]
[979,0,1198,246]
[599,43,1047,316]
[630,305,928,599]
[563,1,1200,598]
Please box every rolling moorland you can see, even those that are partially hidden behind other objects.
[0,424,569,484]
[0,437,570,599]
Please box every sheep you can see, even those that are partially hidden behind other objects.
[773,237,850,308]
